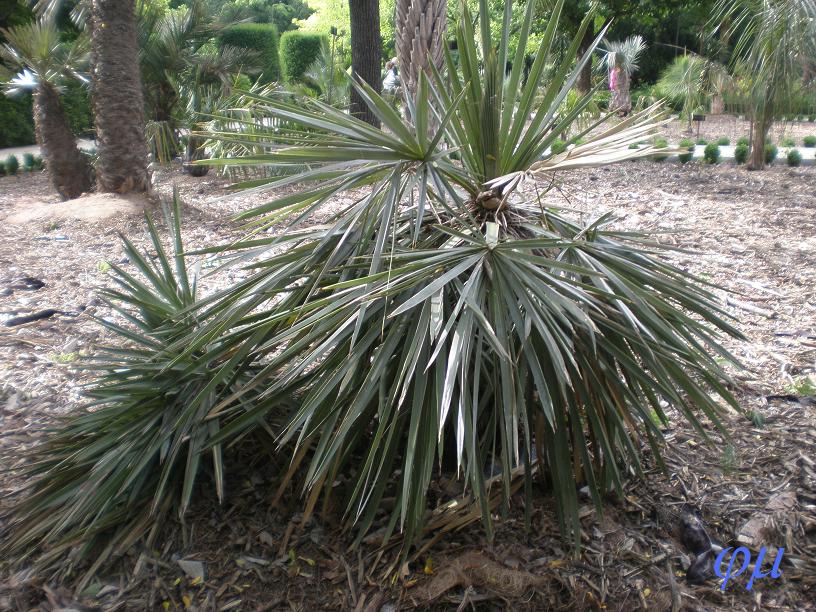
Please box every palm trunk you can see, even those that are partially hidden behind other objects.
[748,109,773,170]
[349,0,382,126]
[90,0,150,194]
[395,0,447,105]
[611,69,631,115]
[34,83,93,200]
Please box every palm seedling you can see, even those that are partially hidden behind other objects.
[0,17,92,199]
[4,0,743,583]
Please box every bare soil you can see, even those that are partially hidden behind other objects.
[0,160,814,611]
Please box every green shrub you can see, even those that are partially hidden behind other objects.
[550,138,567,154]
[32,154,43,170]
[810,115,816,122]
[734,143,749,164]
[22,153,35,171]
[703,143,720,164]
[780,136,796,147]
[219,24,280,83]
[678,138,695,163]
[0,93,36,147]
[696,138,707,146]
[279,31,326,83]
[803,135,816,147]
[716,137,730,146]
[61,82,94,136]
[737,136,749,147]
[5,155,20,175]
[786,149,802,167]
[652,137,668,161]
[764,144,778,164]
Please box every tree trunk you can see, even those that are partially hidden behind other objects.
[395,0,447,105]
[33,83,93,200]
[90,0,150,193]
[576,26,594,94]
[349,0,381,126]
[610,68,631,115]
[710,94,724,115]
[748,117,768,170]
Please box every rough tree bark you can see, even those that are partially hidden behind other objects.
[576,26,594,94]
[33,83,93,200]
[749,112,773,170]
[349,0,382,126]
[395,0,447,105]
[90,0,150,193]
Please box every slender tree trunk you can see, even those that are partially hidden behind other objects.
[748,113,772,170]
[90,0,150,193]
[33,83,93,200]
[349,0,382,126]
[576,26,594,94]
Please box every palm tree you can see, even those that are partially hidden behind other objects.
[395,0,446,104]
[656,54,708,131]
[1,18,92,199]
[713,0,816,169]
[90,0,150,193]
[601,35,646,115]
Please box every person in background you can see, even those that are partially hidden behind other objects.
[382,58,401,104]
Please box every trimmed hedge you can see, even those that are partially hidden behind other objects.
[0,94,35,148]
[219,24,280,83]
[280,31,326,83]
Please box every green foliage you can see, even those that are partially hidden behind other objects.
[703,143,721,164]
[550,138,567,154]
[652,137,668,161]
[61,82,94,136]
[678,138,695,163]
[737,136,749,146]
[5,154,19,174]
[696,138,707,145]
[0,93,35,147]
[803,135,816,147]
[716,136,730,146]
[4,0,741,579]
[764,143,778,164]
[219,23,280,83]
[215,0,313,33]
[780,136,796,147]
[22,152,35,170]
[786,148,802,166]
[280,31,326,83]
[734,143,749,163]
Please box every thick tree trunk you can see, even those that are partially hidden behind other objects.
[349,0,382,126]
[33,83,93,200]
[395,0,447,105]
[576,26,594,94]
[90,0,150,193]
[748,108,773,170]
[610,68,631,115]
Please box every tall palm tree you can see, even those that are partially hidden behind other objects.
[713,0,816,169]
[1,18,92,199]
[348,0,381,125]
[90,0,150,192]
[395,0,446,105]
[601,35,646,116]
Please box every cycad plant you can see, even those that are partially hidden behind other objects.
[601,35,646,115]
[4,0,742,582]
[0,17,93,199]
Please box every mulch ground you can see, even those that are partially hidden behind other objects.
[0,154,814,610]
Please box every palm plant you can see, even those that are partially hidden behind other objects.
[138,0,261,165]
[656,54,708,130]
[0,17,93,199]
[4,0,743,582]
[294,39,350,107]
[713,0,816,168]
[601,35,646,115]
[396,0,447,104]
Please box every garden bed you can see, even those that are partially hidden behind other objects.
[1,162,814,610]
